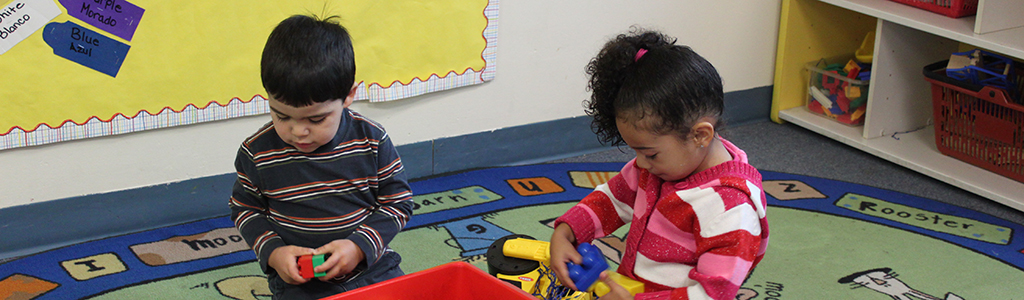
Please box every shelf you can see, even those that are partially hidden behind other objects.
[773,0,1024,212]
[819,0,1024,59]
[780,107,1024,212]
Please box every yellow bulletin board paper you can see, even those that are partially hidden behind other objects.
[0,0,497,150]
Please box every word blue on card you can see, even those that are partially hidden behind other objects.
[43,21,130,77]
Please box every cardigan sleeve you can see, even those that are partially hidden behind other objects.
[555,160,640,243]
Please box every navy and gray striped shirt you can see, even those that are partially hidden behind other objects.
[230,108,413,277]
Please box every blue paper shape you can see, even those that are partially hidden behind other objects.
[42,21,130,77]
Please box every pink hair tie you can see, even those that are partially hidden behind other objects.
[634,48,648,62]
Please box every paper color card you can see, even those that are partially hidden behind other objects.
[58,0,144,41]
[0,0,63,55]
[42,21,130,77]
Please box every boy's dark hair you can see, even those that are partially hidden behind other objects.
[584,28,724,146]
[261,15,355,107]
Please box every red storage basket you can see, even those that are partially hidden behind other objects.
[923,60,1024,183]
[320,262,536,300]
[889,0,978,18]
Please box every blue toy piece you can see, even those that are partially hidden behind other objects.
[946,49,1014,90]
[566,242,607,291]
[828,93,845,115]
[857,71,871,81]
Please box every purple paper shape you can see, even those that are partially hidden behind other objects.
[59,0,145,41]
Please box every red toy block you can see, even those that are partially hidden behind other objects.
[844,59,861,79]
[298,255,315,279]
[298,254,328,279]
[822,71,842,94]
[836,91,851,113]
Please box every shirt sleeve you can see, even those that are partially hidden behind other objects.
[555,160,639,244]
[344,133,414,268]
[229,145,286,274]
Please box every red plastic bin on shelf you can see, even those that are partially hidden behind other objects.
[319,262,536,300]
[889,0,978,18]
[923,60,1024,183]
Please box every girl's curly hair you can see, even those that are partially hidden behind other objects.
[584,28,724,146]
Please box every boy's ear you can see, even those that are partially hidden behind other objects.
[691,121,715,147]
[342,83,358,108]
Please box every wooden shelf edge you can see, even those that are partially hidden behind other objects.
[780,107,1024,212]
[818,0,1024,59]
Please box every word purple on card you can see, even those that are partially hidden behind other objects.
[59,0,144,41]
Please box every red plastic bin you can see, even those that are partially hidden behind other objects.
[320,262,536,300]
[889,0,978,18]
[923,60,1024,183]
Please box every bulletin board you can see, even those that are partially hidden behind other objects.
[0,0,498,150]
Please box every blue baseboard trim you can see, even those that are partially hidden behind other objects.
[724,85,773,127]
[0,174,237,260]
[0,85,772,260]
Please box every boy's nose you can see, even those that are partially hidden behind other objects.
[292,125,310,137]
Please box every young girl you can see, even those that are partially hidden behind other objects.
[549,29,769,300]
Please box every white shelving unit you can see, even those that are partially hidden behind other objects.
[778,0,1024,211]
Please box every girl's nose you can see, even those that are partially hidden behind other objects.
[635,156,651,171]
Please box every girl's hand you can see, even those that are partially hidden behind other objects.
[549,223,582,291]
[268,246,315,285]
[597,271,634,300]
[313,239,365,281]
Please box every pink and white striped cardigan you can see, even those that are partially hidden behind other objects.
[555,138,769,300]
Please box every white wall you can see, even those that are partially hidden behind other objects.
[0,0,781,209]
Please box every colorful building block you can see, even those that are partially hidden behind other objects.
[566,243,607,292]
[593,271,645,297]
[822,71,842,94]
[846,85,862,99]
[827,93,845,115]
[844,59,861,79]
[836,92,851,113]
[298,254,328,279]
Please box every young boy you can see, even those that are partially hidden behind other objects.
[230,15,413,299]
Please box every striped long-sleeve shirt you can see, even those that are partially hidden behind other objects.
[555,138,768,300]
[229,109,413,278]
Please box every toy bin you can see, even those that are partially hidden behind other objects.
[319,262,536,300]
[805,59,871,126]
[923,60,1024,183]
[888,0,978,18]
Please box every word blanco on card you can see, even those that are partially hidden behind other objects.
[0,0,62,55]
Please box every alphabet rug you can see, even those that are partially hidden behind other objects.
[2,163,1022,299]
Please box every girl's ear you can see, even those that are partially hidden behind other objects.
[691,121,716,148]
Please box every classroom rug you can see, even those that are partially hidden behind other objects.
[2,163,1023,299]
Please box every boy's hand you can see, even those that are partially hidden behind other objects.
[597,271,634,300]
[549,223,582,291]
[268,246,315,285]
[314,239,365,281]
